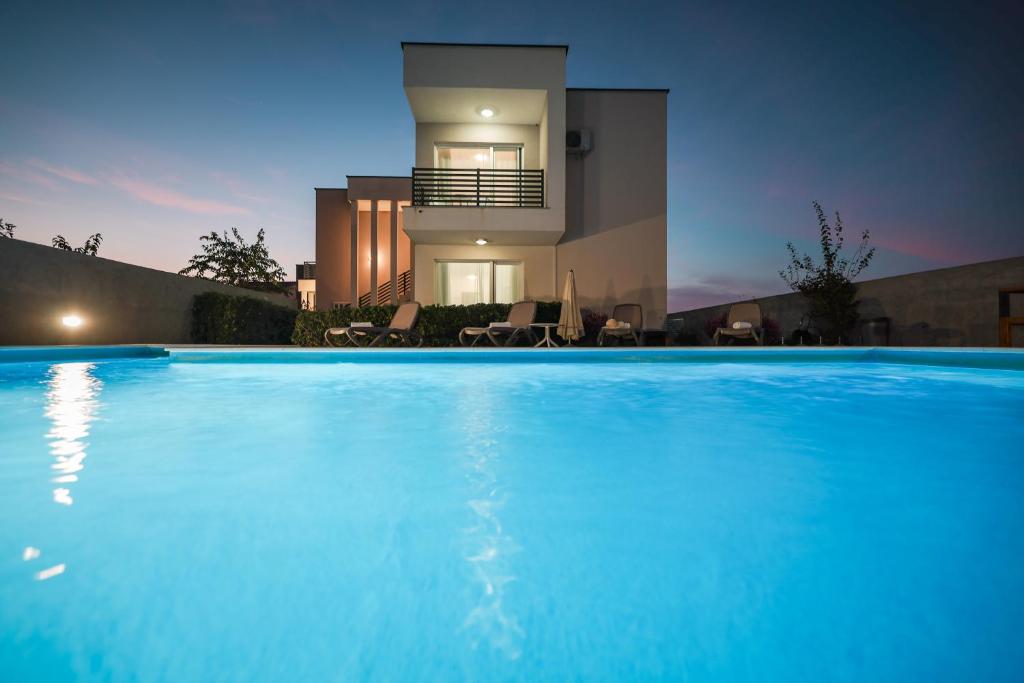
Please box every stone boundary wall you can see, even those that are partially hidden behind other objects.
[0,238,292,345]
[668,256,1024,347]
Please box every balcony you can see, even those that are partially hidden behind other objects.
[412,168,544,208]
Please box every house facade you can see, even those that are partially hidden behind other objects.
[315,42,668,326]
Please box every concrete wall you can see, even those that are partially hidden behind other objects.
[413,244,556,305]
[668,256,1024,347]
[557,89,668,328]
[0,238,291,345]
[315,188,351,309]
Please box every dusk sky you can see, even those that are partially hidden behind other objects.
[2,1,1022,311]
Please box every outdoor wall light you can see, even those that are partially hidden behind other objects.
[61,315,83,328]
[476,106,497,119]
[475,238,488,246]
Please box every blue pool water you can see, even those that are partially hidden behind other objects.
[1,348,1023,681]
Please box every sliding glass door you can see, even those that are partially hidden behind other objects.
[435,144,523,206]
[435,144,522,170]
[434,261,524,306]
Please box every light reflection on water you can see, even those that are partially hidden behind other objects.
[459,387,524,660]
[44,362,102,506]
[31,362,103,581]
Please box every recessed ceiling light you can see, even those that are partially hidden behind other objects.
[475,238,488,246]
[477,106,497,119]
[61,314,83,328]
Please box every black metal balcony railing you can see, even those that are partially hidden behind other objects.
[412,168,544,208]
[358,269,413,307]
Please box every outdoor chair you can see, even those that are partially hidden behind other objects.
[597,304,644,346]
[325,324,360,347]
[713,302,763,345]
[345,302,423,347]
[460,301,538,347]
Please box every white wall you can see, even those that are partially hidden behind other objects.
[557,89,668,327]
[413,244,556,305]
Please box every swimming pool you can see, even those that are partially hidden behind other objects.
[1,347,1023,681]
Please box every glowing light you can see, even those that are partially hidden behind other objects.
[474,153,489,163]
[476,106,498,119]
[475,238,488,246]
[61,315,83,328]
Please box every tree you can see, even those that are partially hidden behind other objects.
[0,217,14,239]
[179,227,286,291]
[780,202,875,343]
[53,233,103,255]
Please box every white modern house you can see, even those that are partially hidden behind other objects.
[315,42,668,326]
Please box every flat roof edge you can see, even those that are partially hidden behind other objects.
[568,87,670,93]
[401,41,569,54]
[314,187,347,191]
[346,175,412,180]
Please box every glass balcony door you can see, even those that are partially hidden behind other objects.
[434,144,523,206]
[435,144,522,170]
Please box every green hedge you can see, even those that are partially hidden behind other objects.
[191,292,298,344]
[292,301,562,347]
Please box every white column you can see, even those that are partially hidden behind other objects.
[349,201,358,306]
[390,202,399,304]
[369,200,378,306]
[409,212,415,302]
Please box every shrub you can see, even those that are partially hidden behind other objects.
[780,201,874,343]
[292,301,563,347]
[580,309,608,345]
[704,313,728,340]
[191,292,298,344]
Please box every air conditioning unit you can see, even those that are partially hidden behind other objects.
[566,129,592,156]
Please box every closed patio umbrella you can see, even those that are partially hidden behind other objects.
[557,269,584,343]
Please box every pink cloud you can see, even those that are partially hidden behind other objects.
[107,176,250,216]
[0,191,48,206]
[0,160,59,189]
[669,274,786,313]
[210,170,270,204]
[871,231,982,265]
[27,159,100,186]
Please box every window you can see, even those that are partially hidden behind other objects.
[435,144,522,170]
[434,261,524,306]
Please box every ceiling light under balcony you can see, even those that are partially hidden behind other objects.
[474,238,488,246]
[476,106,497,119]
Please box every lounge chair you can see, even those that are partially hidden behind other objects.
[713,302,763,345]
[597,303,643,346]
[324,323,364,347]
[459,301,538,347]
[345,302,423,347]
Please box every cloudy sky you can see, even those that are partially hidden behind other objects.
[2,0,1021,311]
